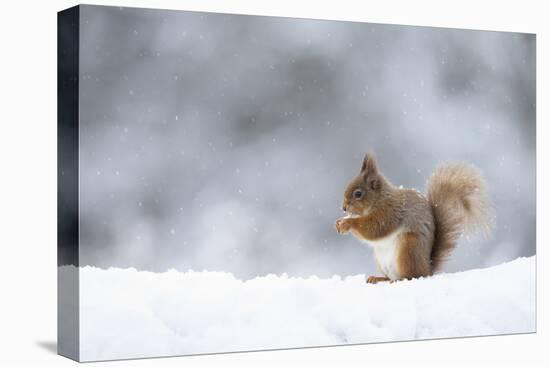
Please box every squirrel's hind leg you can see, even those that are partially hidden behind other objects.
[396,232,432,280]
[365,275,391,284]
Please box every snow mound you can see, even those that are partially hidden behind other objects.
[65,256,535,361]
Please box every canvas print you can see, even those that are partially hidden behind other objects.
[58,5,536,362]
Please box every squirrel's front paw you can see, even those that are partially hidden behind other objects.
[335,218,351,234]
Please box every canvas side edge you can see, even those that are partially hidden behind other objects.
[57,5,80,362]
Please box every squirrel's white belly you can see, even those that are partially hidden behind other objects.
[365,229,403,280]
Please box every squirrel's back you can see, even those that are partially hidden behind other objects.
[395,188,435,248]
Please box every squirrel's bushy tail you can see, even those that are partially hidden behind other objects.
[426,163,493,273]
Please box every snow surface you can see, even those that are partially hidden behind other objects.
[63,256,535,361]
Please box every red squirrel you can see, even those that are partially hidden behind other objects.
[335,153,492,283]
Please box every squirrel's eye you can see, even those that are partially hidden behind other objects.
[353,189,363,199]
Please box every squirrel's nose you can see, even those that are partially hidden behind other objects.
[342,204,347,212]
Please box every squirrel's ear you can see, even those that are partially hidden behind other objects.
[360,152,378,176]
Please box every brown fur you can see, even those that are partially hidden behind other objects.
[427,163,493,272]
[396,232,432,279]
[366,276,390,284]
[336,153,493,281]
[336,205,399,241]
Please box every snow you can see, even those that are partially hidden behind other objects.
[63,256,535,361]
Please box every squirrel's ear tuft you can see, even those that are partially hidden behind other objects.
[361,152,378,176]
